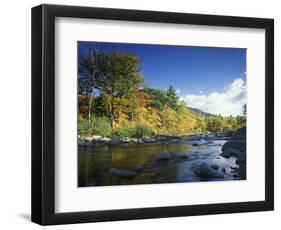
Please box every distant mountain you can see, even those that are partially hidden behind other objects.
[188,107,214,117]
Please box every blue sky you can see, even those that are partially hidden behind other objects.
[78,41,246,116]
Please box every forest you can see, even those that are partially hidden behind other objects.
[78,46,246,139]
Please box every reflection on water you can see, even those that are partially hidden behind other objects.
[78,140,238,187]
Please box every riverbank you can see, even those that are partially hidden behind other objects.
[78,132,232,148]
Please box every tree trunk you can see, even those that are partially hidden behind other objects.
[110,96,115,128]
[110,115,115,128]
[87,42,99,123]
[110,106,115,128]
[88,94,93,123]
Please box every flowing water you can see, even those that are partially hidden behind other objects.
[78,140,239,187]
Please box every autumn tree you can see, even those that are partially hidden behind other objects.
[94,52,144,127]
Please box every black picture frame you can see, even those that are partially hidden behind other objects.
[31,4,274,225]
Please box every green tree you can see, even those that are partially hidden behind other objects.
[94,52,144,127]
[78,43,100,122]
[166,86,178,110]
[142,87,168,110]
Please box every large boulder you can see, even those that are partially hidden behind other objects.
[192,163,224,179]
[231,127,246,140]
[109,136,120,146]
[220,127,246,179]
[156,151,171,161]
[222,140,246,153]
[236,151,246,164]
[109,168,137,179]
[238,161,246,179]
[221,127,246,156]
[221,146,244,158]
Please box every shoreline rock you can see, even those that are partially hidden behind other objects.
[78,131,233,148]
[220,127,246,179]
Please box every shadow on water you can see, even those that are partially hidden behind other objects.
[78,140,238,187]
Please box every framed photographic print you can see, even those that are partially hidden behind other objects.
[31,4,274,225]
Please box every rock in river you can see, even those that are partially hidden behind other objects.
[109,136,120,146]
[179,153,189,160]
[109,168,137,179]
[221,147,242,158]
[231,127,246,140]
[156,151,171,161]
[192,163,224,179]
[211,164,219,170]
[220,127,246,179]
[221,141,246,154]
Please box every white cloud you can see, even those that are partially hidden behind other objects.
[180,78,246,116]
[175,89,181,96]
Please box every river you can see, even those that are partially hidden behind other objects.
[78,139,240,187]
